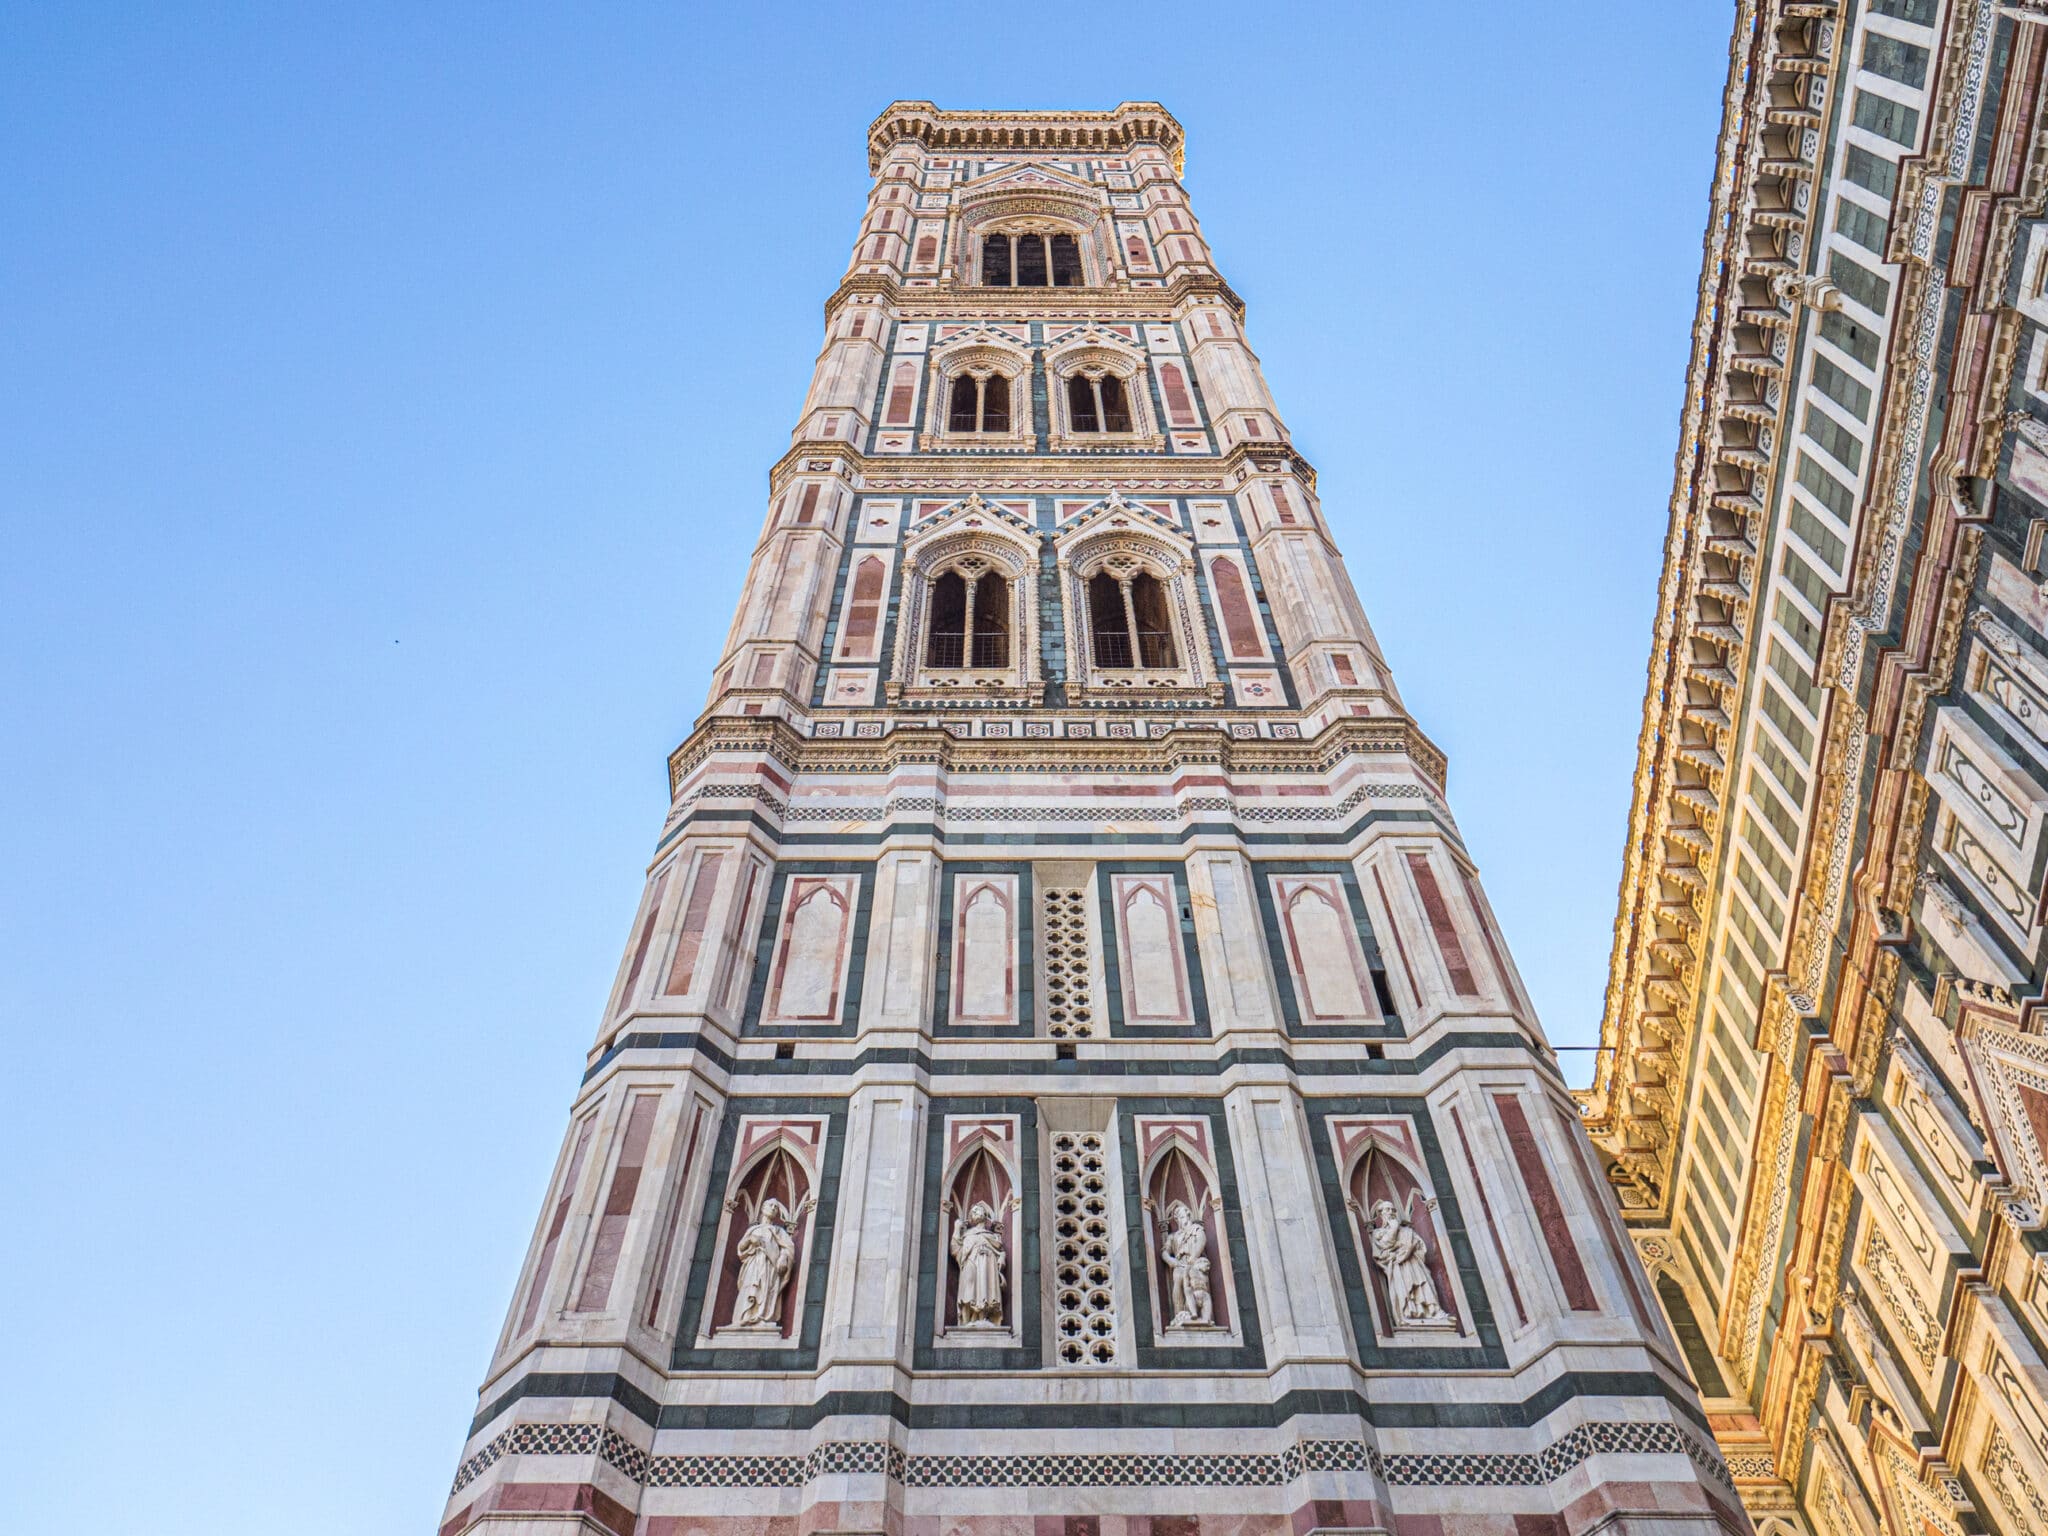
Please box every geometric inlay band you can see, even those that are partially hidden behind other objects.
[450,1420,1728,1496]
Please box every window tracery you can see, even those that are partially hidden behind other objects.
[1066,372,1133,433]
[1053,497,1217,701]
[980,229,1083,287]
[922,335,1031,450]
[1046,337,1162,450]
[887,495,1043,703]
[947,373,1010,433]
[1049,1131,1118,1365]
[949,167,1116,296]
[1085,569,1175,669]
[924,563,1012,669]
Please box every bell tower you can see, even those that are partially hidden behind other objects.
[441,102,1748,1536]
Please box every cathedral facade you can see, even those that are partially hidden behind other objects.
[441,103,1740,1536]
[1583,4,2048,1535]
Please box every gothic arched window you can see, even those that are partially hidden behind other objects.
[925,567,1012,669]
[1087,570,1176,669]
[947,373,1010,434]
[1066,373,1132,434]
[982,231,1084,287]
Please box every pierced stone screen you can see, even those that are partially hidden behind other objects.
[1041,886,1095,1039]
[1049,1131,1117,1364]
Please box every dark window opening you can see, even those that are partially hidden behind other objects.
[982,234,1013,286]
[1015,233,1048,287]
[948,376,979,432]
[1369,966,1398,1019]
[1067,372,1133,434]
[925,569,1011,669]
[1130,571,1175,666]
[1100,375,1132,432]
[927,571,966,664]
[946,373,1012,434]
[1050,233,1083,286]
[1067,374,1100,432]
[984,230,1085,287]
[1087,573,1129,667]
[972,572,1010,666]
[1087,570,1176,669]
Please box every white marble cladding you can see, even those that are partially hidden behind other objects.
[450,103,1737,1536]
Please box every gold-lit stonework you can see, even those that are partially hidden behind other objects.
[1584,5,2048,1534]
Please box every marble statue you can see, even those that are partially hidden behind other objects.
[950,1198,1009,1327]
[1162,1199,1215,1327]
[1368,1189,1452,1328]
[730,1196,798,1329]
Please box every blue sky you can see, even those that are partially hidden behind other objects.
[2,5,1730,1529]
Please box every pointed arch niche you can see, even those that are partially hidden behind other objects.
[760,874,861,1029]
[1633,1241,1731,1399]
[1330,1117,1468,1342]
[934,1116,1024,1348]
[887,496,1043,704]
[697,1117,825,1346]
[1133,1117,1239,1346]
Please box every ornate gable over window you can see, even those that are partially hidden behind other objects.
[1961,1001,2048,1228]
[956,160,1100,208]
[922,332,1032,451]
[954,163,1116,292]
[888,493,1044,705]
[1045,330,1162,450]
[1053,493,1219,703]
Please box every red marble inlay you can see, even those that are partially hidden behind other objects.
[1493,1093,1597,1311]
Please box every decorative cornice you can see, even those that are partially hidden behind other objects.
[665,713,1448,801]
[765,437,1319,501]
[823,269,1246,323]
[1589,9,2048,1528]
[867,101,1186,175]
[1583,0,1836,1190]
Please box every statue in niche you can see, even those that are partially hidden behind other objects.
[1162,1199,1216,1327]
[947,1196,1013,1327]
[729,1196,800,1330]
[1367,1189,1453,1329]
